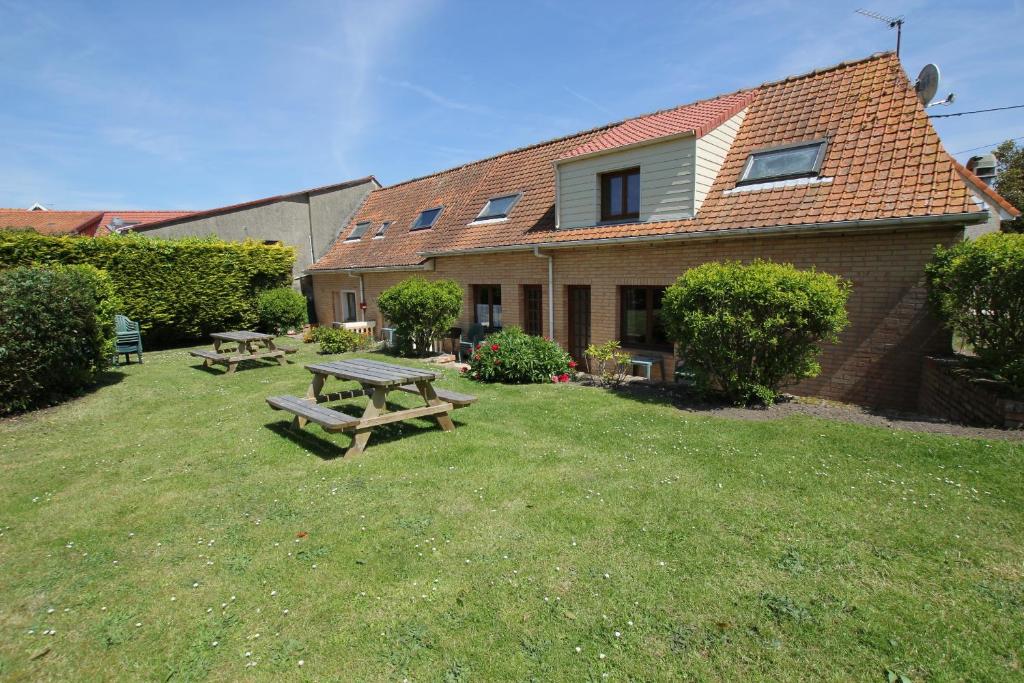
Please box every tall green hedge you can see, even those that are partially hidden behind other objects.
[0,231,294,345]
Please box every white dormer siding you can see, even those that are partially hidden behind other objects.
[555,107,748,229]
[694,108,746,212]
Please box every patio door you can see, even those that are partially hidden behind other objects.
[333,290,358,323]
[567,285,590,362]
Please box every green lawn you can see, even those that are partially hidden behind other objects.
[1,343,1021,681]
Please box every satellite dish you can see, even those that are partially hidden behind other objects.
[915,64,940,106]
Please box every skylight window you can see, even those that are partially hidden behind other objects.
[739,140,827,184]
[474,193,522,222]
[411,206,443,231]
[374,221,392,238]
[346,221,371,241]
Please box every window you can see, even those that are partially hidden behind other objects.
[522,285,542,336]
[619,286,670,350]
[262,239,282,246]
[739,140,827,184]
[411,206,443,230]
[374,221,391,238]
[346,221,371,241]
[473,285,502,330]
[600,167,640,222]
[475,193,522,222]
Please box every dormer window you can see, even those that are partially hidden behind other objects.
[346,221,371,241]
[738,140,826,184]
[474,193,522,222]
[411,206,442,231]
[374,221,391,238]
[600,167,640,222]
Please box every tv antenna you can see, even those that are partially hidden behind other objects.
[856,8,905,56]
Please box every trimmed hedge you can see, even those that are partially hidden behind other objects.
[257,287,308,335]
[0,231,294,345]
[662,260,850,405]
[926,232,1024,388]
[0,266,116,414]
[465,327,575,383]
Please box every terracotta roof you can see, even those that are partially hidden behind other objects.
[951,159,1021,218]
[88,210,196,237]
[131,176,379,232]
[312,53,984,272]
[560,90,758,160]
[0,210,102,236]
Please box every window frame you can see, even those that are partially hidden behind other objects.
[473,284,502,331]
[618,285,672,351]
[373,220,392,239]
[736,139,828,185]
[346,221,371,241]
[411,206,443,231]
[473,192,522,223]
[522,284,543,336]
[600,167,641,223]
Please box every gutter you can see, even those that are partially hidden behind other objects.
[419,212,989,258]
[533,247,555,338]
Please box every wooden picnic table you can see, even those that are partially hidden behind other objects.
[190,330,296,374]
[266,358,476,457]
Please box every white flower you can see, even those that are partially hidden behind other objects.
[212,641,218,647]
[599,653,606,659]
[614,631,621,638]
[298,660,304,667]
[574,646,582,653]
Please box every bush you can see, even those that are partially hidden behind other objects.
[926,232,1024,387]
[464,327,575,383]
[56,264,123,362]
[584,340,632,386]
[662,260,850,405]
[311,326,369,354]
[0,266,115,414]
[256,287,307,335]
[0,231,294,346]
[377,277,462,356]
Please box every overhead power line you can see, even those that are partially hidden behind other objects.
[953,136,1024,155]
[930,104,1024,119]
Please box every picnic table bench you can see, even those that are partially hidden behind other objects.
[190,330,296,374]
[267,358,476,457]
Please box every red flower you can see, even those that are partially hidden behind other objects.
[559,373,570,383]
[490,344,500,351]
[460,366,468,373]
[476,342,483,349]
[568,360,577,369]
[551,375,558,383]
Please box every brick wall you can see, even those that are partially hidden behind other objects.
[312,226,962,409]
[919,357,1024,428]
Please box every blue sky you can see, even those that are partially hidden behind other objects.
[1,0,1021,210]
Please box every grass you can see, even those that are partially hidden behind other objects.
[0,342,1022,681]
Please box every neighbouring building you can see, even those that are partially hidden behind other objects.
[304,52,1017,410]
[129,178,380,294]
[0,208,193,236]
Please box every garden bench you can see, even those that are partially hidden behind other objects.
[629,355,661,380]
[266,358,476,457]
[190,330,294,374]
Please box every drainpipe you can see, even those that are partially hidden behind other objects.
[533,246,554,339]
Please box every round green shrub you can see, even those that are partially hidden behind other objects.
[0,266,114,414]
[662,260,850,405]
[312,326,368,354]
[256,287,308,335]
[377,277,462,356]
[465,327,575,383]
[926,232,1024,387]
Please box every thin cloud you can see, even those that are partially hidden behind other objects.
[562,86,614,116]
[378,76,488,113]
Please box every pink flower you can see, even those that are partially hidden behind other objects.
[460,366,468,373]
[551,376,559,383]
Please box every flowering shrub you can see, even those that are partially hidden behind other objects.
[464,327,574,384]
[584,340,632,386]
[311,326,370,354]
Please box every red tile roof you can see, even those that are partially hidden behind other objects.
[951,159,1021,218]
[560,90,758,160]
[312,53,986,272]
[88,211,196,237]
[0,210,102,236]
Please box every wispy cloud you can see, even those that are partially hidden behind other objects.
[378,75,487,113]
[101,127,189,162]
[562,86,614,116]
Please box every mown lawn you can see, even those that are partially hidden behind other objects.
[0,343,1021,681]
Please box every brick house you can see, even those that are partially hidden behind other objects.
[308,53,1019,410]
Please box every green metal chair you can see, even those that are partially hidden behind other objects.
[113,314,143,365]
[458,323,486,362]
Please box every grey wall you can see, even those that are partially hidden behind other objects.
[138,180,375,282]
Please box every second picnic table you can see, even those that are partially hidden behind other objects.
[267,358,476,456]
[190,330,295,374]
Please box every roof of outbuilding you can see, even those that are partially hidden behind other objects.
[0,210,102,236]
[951,159,1021,218]
[311,53,1001,272]
[88,210,196,237]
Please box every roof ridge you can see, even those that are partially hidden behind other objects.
[378,52,895,193]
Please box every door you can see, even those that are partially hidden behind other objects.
[522,285,543,336]
[567,285,590,362]
[333,290,358,323]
